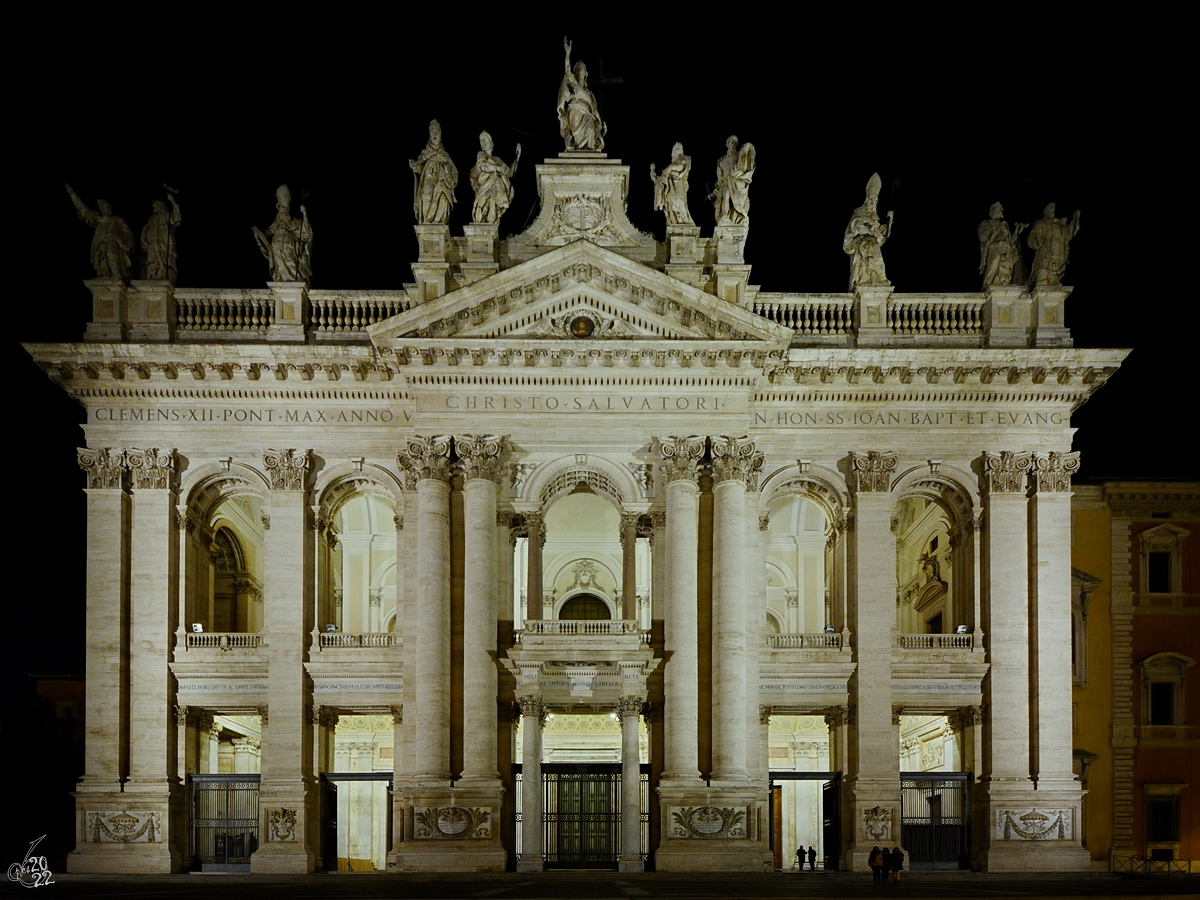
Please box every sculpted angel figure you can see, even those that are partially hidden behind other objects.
[843,172,893,289]
[557,37,605,152]
[977,202,1027,288]
[1027,202,1081,288]
[650,142,694,226]
[65,184,134,280]
[709,135,755,226]
[410,119,458,225]
[141,191,182,281]
[470,131,521,225]
[253,184,312,283]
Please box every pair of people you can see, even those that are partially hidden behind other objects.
[868,846,904,884]
[795,845,818,870]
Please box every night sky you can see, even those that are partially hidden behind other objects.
[5,17,1191,717]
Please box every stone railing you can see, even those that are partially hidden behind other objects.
[753,295,855,335]
[185,632,264,651]
[767,633,843,649]
[310,291,414,336]
[176,289,274,335]
[317,632,397,649]
[897,633,973,650]
[519,620,641,637]
[888,297,985,336]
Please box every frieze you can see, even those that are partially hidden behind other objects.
[89,406,406,425]
[752,409,1071,429]
[176,681,270,692]
[413,806,493,839]
[996,808,1073,840]
[669,806,747,839]
[312,681,404,693]
[87,811,161,843]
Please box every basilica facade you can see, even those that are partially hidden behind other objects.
[27,77,1123,874]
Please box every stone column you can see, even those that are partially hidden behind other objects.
[254,449,317,873]
[524,511,544,622]
[457,435,506,786]
[517,696,545,872]
[123,448,182,872]
[709,435,761,783]
[398,436,452,783]
[845,451,900,871]
[618,696,644,872]
[655,435,704,785]
[620,511,639,620]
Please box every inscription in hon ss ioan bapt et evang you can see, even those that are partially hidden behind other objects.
[754,409,1070,428]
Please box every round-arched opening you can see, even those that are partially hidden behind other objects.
[558,593,612,620]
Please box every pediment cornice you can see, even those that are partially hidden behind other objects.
[366,240,792,347]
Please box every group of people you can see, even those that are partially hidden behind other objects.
[794,844,818,871]
[868,845,905,885]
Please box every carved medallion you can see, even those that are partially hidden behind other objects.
[669,806,746,839]
[413,806,492,839]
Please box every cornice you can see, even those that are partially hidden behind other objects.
[1102,483,1200,518]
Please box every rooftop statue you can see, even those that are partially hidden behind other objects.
[1027,202,1080,288]
[410,119,458,225]
[253,184,313,284]
[709,135,755,226]
[977,202,1026,289]
[650,142,694,226]
[843,173,893,290]
[65,184,134,280]
[141,189,182,281]
[470,131,521,225]
[557,37,606,152]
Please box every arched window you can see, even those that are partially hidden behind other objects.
[558,593,612,620]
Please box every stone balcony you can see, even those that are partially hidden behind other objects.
[174,630,267,663]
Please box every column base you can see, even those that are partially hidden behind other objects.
[515,856,544,873]
[618,856,645,872]
[388,782,507,873]
[69,786,184,873]
[251,778,318,874]
[655,782,768,872]
[976,780,1087,872]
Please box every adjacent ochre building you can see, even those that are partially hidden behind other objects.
[27,123,1126,875]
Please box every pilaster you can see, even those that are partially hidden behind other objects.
[121,448,183,872]
[127,280,175,342]
[69,449,132,872]
[843,450,900,872]
[266,282,308,343]
[253,448,317,873]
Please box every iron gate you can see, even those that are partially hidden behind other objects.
[900,772,971,869]
[190,774,260,871]
[514,763,649,868]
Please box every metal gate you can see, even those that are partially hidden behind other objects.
[190,774,260,871]
[514,764,649,869]
[900,772,971,869]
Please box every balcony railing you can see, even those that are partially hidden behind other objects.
[897,633,973,650]
[185,632,264,651]
[518,620,643,639]
[317,632,397,649]
[766,633,843,649]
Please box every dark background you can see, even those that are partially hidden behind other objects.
[2,12,1192,867]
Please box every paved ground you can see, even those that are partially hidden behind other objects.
[8,871,1199,900]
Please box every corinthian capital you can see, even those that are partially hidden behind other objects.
[397,435,452,484]
[655,435,704,485]
[710,435,764,487]
[77,447,125,489]
[1031,451,1080,493]
[455,434,507,483]
[126,448,176,490]
[981,450,1032,494]
[850,450,897,493]
[263,449,310,491]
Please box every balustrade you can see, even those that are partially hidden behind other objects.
[765,633,843,649]
[185,632,264,650]
[176,290,273,334]
[897,633,974,650]
[518,619,640,637]
[317,632,397,648]
[309,292,414,333]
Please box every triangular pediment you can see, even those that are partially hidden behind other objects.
[367,241,792,347]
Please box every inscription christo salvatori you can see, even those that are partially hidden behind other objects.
[440,394,731,412]
[90,407,406,424]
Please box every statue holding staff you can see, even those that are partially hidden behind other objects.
[557,37,606,152]
[1027,202,1080,288]
[141,188,182,281]
[843,172,893,289]
[410,119,458,225]
[651,142,694,226]
[977,201,1026,289]
[470,131,520,225]
[253,184,312,283]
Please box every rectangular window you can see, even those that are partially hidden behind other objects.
[1148,682,1175,726]
[1146,796,1180,842]
[1147,551,1172,593]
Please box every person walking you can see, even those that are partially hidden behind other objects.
[808,845,817,871]
[796,846,805,871]
[880,846,891,884]
[868,846,883,884]
[890,846,905,884]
